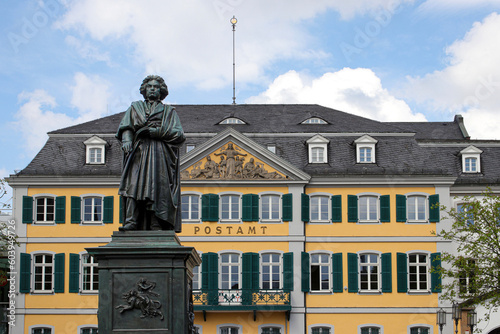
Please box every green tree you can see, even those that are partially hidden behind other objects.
[436,189,500,320]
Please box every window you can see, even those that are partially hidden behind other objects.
[193,264,201,290]
[458,258,476,294]
[410,327,429,334]
[267,144,276,153]
[307,135,329,164]
[457,203,474,225]
[36,197,55,222]
[407,195,426,221]
[84,135,106,164]
[359,196,378,222]
[80,328,98,334]
[220,327,239,334]
[261,195,280,221]
[83,197,102,223]
[311,328,331,334]
[262,327,281,334]
[359,254,380,292]
[182,195,200,221]
[33,254,54,292]
[355,135,377,164]
[311,254,330,291]
[220,253,241,289]
[193,326,201,334]
[311,196,329,222]
[460,145,482,173]
[408,254,429,291]
[82,254,99,292]
[220,118,245,124]
[302,117,327,124]
[221,195,240,221]
[186,144,195,152]
[32,328,52,334]
[360,327,380,334]
[261,253,281,290]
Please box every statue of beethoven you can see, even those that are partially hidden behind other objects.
[116,75,185,232]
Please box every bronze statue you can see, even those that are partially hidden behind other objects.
[116,75,185,231]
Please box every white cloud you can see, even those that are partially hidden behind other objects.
[65,35,111,64]
[404,12,500,139]
[55,0,413,90]
[419,0,500,12]
[14,73,111,153]
[247,68,426,122]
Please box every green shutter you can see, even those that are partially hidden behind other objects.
[301,193,310,222]
[20,253,31,293]
[54,196,66,224]
[347,195,358,222]
[332,253,343,293]
[71,196,81,224]
[54,253,65,293]
[202,194,219,222]
[283,252,294,291]
[347,253,358,293]
[396,195,407,222]
[397,253,408,293]
[282,194,293,221]
[69,253,80,293]
[331,195,342,223]
[242,194,259,222]
[22,196,33,224]
[251,253,259,290]
[242,252,258,305]
[301,252,310,292]
[119,196,124,225]
[431,252,442,293]
[381,253,392,293]
[429,194,440,222]
[103,196,114,224]
[380,195,390,222]
[202,252,218,304]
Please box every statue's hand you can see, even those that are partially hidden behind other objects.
[122,141,133,153]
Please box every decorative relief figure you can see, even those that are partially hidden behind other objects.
[115,278,164,320]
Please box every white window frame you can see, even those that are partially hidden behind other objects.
[310,194,331,223]
[33,194,57,225]
[31,251,56,294]
[260,193,281,223]
[460,145,482,173]
[181,192,201,223]
[29,325,54,334]
[302,117,327,124]
[219,251,242,291]
[193,325,202,334]
[309,251,332,293]
[80,252,99,294]
[267,144,276,153]
[456,202,474,226]
[84,136,107,164]
[307,135,329,164]
[220,118,245,124]
[217,324,242,334]
[358,194,379,223]
[406,193,428,223]
[219,193,242,222]
[407,251,431,293]
[259,251,283,290]
[77,325,99,334]
[186,144,196,153]
[355,135,377,164]
[407,325,433,334]
[81,195,104,224]
[259,324,285,334]
[358,324,383,334]
[358,252,381,293]
[309,324,334,334]
[192,251,202,291]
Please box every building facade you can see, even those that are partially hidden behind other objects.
[7,104,500,333]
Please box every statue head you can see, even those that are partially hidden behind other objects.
[140,75,169,101]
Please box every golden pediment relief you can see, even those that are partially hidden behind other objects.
[181,142,286,180]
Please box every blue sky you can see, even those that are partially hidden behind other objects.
[1,0,500,190]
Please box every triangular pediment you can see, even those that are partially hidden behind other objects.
[180,128,310,182]
[83,135,107,145]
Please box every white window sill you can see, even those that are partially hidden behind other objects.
[182,219,202,224]
[81,222,104,226]
[406,220,429,224]
[358,220,381,224]
[32,291,54,295]
[309,220,331,224]
[407,290,431,295]
[80,290,99,295]
[219,220,242,224]
[309,290,333,295]
[358,290,382,295]
[34,222,55,225]
[260,220,282,224]
[86,162,105,165]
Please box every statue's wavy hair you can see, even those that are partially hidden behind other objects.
[140,75,169,100]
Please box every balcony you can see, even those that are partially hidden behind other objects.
[193,289,291,311]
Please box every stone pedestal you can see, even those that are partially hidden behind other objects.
[87,231,201,334]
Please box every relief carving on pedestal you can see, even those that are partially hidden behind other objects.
[181,142,286,180]
[115,278,164,320]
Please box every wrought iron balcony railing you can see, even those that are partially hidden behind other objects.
[192,289,291,310]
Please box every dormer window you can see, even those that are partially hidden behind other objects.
[461,145,482,173]
[219,118,245,124]
[84,136,107,164]
[302,117,327,124]
[307,134,329,164]
[355,135,377,164]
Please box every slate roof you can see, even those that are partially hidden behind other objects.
[17,104,500,185]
